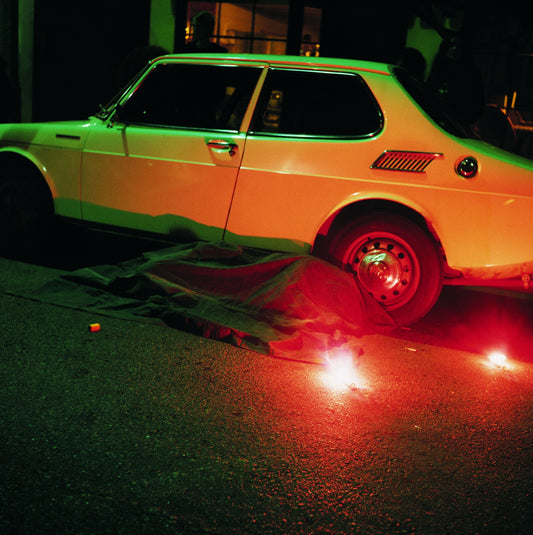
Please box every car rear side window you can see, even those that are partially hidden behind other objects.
[250,68,382,137]
[119,63,262,131]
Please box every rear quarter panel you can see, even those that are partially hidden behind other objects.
[226,70,533,272]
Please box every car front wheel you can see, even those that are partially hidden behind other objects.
[0,175,53,253]
[328,212,443,326]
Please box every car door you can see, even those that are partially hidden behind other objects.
[80,61,263,241]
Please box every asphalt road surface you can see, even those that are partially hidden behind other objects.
[1,229,532,534]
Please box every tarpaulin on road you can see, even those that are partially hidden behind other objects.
[32,242,394,362]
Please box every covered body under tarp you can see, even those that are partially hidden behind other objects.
[31,242,394,362]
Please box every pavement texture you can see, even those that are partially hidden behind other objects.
[1,251,533,534]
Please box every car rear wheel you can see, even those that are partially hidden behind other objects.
[328,212,443,326]
[0,175,53,253]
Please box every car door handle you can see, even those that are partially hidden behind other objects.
[207,140,238,156]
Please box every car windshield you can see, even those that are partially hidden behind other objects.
[392,67,477,139]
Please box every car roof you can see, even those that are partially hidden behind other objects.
[151,53,392,76]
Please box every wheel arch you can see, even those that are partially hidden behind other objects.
[313,197,446,265]
[0,149,55,210]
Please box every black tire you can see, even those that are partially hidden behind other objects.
[0,175,53,254]
[328,212,443,326]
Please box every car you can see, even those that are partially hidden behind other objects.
[1,53,532,325]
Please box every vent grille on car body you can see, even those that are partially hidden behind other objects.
[371,151,442,172]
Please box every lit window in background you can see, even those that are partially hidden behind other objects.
[300,6,321,57]
[186,1,321,56]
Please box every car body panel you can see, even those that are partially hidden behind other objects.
[80,123,245,241]
[0,53,532,283]
[225,68,533,275]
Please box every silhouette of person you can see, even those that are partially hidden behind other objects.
[397,47,427,82]
[184,11,227,53]
[426,35,484,124]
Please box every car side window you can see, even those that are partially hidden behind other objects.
[119,64,262,131]
[250,68,382,138]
